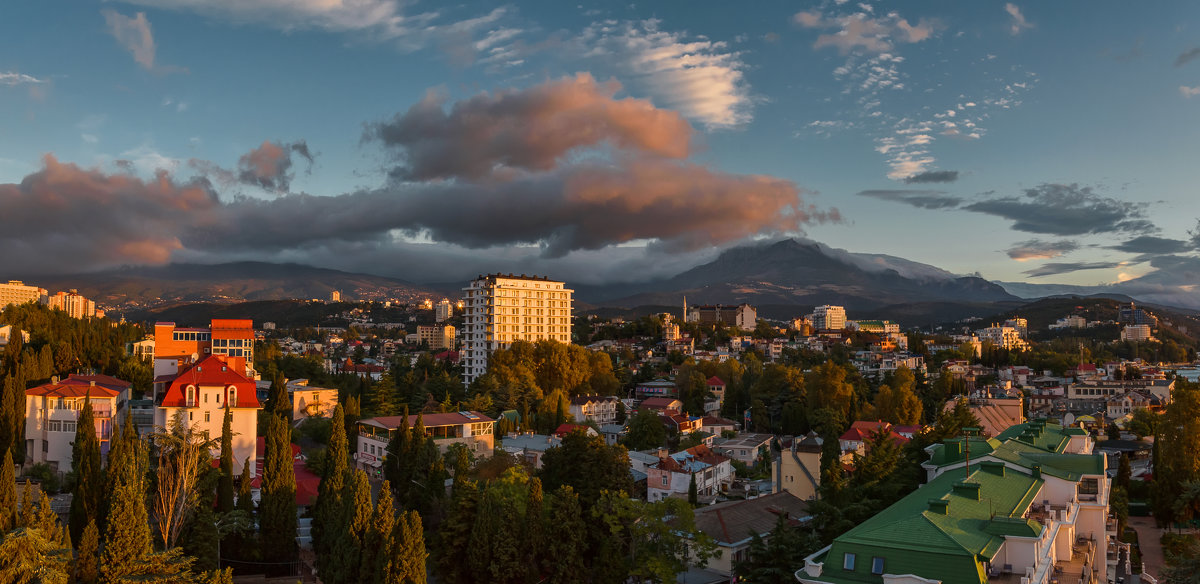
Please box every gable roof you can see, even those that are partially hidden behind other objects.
[706,376,726,387]
[362,411,494,430]
[692,491,809,545]
[26,374,130,399]
[160,354,261,408]
[640,397,683,409]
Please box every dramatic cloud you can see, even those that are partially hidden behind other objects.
[1004,3,1033,35]
[1108,235,1192,255]
[794,9,936,55]
[0,155,218,274]
[236,140,313,192]
[367,74,693,182]
[0,72,46,86]
[962,183,1154,236]
[1023,261,1121,278]
[1006,239,1079,261]
[857,189,962,209]
[903,170,959,184]
[577,20,754,128]
[102,9,158,70]
[1176,47,1200,67]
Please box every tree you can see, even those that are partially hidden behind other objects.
[591,492,717,583]
[874,365,922,425]
[0,526,72,584]
[153,411,220,549]
[539,430,633,507]
[328,470,372,584]
[236,458,254,515]
[543,486,586,583]
[217,407,235,513]
[734,514,821,584]
[0,449,16,534]
[391,510,426,584]
[259,414,297,565]
[624,409,667,451]
[100,435,153,583]
[314,404,348,575]
[266,372,291,419]
[68,397,103,543]
[1117,453,1132,491]
[364,482,395,584]
[435,481,479,584]
[1153,380,1200,527]
[1128,407,1159,439]
[365,373,399,417]
[76,520,100,584]
[687,473,698,506]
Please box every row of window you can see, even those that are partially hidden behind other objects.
[185,387,238,407]
[214,348,248,358]
[843,553,885,575]
[172,331,211,342]
[46,420,78,432]
[213,338,248,348]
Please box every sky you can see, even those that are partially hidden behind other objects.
[2,0,1199,304]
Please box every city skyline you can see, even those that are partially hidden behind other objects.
[2,1,1199,302]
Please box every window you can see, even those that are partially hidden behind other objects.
[872,557,885,575]
[843,553,855,571]
[204,412,211,423]
[228,388,237,406]
[661,476,669,486]
[63,421,76,433]
[48,420,62,432]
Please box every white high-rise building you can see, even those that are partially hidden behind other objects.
[461,274,573,384]
[810,305,846,331]
[0,280,47,308]
[435,298,453,322]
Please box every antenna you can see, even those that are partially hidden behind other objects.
[962,426,980,482]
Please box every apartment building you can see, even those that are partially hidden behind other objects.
[977,324,1030,351]
[152,319,256,379]
[354,411,496,469]
[47,290,100,319]
[1120,324,1153,342]
[417,324,456,350]
[25,375,131,470]
[0,280,47,308]
[435,298,453,322]
[569,395,620,425]
[684,301,757,329]
[460,274,572,384]
[810,305,847,331]
[154,354,261,477]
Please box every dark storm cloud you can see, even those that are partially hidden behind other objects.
[366,73,693,182]
[236,140,313,192]
[0,155,219,274]
[191,158,838,258]
[1022,261,1123,278]
[902,170,959,184]
[1176,47,1200,67]
[1006,239,1079,261]
[1108,235,1192,255]
[962,183,1154,236]
[857,189,962,209]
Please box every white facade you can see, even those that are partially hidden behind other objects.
[0,280,46,308]
[811,305,846,331]
[978,324,1030,351]
[1120,325,1153,342]
[435,298,452,322]
[461,274,573,384]
[25,384,126,471]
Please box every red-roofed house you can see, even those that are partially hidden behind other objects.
[155,354,261,477]
[152,319,256,380]
[639,397,683,413]
[706,376,726,413]
[354,411,496,471]
[647,444,734,502]
[24,374,132,470]
[553,423,599,438]
[838,421,911,456]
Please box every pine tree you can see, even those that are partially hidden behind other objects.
[19,479,35,528]
[76,519,100,584]
[69,396,103,543]
[259,414,297,565]
[100,437,152,583]
[0,448,17,533]
[543,486,586,584]
[217,406,235,513]
[314,404,348,576]
[391,510,426,584]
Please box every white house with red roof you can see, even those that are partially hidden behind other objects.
[705,376,726,414]
[154,354,261,477]
[24,374,131,470]
[646,444,734,502]
[354,411,496,472]
[838,421,912,456]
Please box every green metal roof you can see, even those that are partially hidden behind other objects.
[816,465,1044,584]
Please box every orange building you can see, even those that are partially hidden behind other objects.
[152,319,255,380]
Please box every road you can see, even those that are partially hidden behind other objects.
[1128,516,1165,580]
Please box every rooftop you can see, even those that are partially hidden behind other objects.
[693,491,810,546]
[361,411,494,430]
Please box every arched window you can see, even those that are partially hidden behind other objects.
[186,385,197,407]
[227,385,237,407]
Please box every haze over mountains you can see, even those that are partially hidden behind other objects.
[23,238,1197,317]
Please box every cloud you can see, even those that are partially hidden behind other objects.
[1176,47,1200,67]
[1108,235,1193,255]
[794,9,937,55]
[1181,85,1200,98]
[857,189,962,209]
[0,155,219,274]
[962,183,1154,236]
[1004,3,1032,36]
[1023,261,1121,278]
[1,79,837,274]
[102,9,158,70]
[366,73,693,182]
[902,170,959,184]
[236,140,313,193]
[577,20,754,128]
[0,72,46,86]
[1006,239,1079,261]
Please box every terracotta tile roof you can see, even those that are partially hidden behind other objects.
[840,421,910,446]
[25,374,128,399]
[363,411,494,430]
[706,376,726,386]
[160,354,261,408]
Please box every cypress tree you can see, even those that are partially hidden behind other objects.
[236,458,254,515]
[435,481,479,584]
[383,406,410,501]
[525,477,544,574]
[328,469,372,584]
[392,510,426,584]
[259,414,297,564]
[217,406,235,513]
[69,396,103,542]
[363,480,396,584]
[543,486,586,584]
[19,479,35,527]
[688,473,698,507]
[314,404,347,575]
[76,519,100,584]
[0,448,16,533]
[35,491,61,542]
[100,438,151,583]
[267,372,291,420]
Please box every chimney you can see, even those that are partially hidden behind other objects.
[980,461,1006,477]
[928,499,949,514]
[952,481,981,500]
[1032,464,1042,479]
[944,439,962,459]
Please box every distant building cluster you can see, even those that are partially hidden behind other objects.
[1,280,103,319]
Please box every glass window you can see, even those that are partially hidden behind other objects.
[843,553,855,571]
[872,557,884,575]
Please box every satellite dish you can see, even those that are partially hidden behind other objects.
[191,352,200,362]
[1062,413,1075,426]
